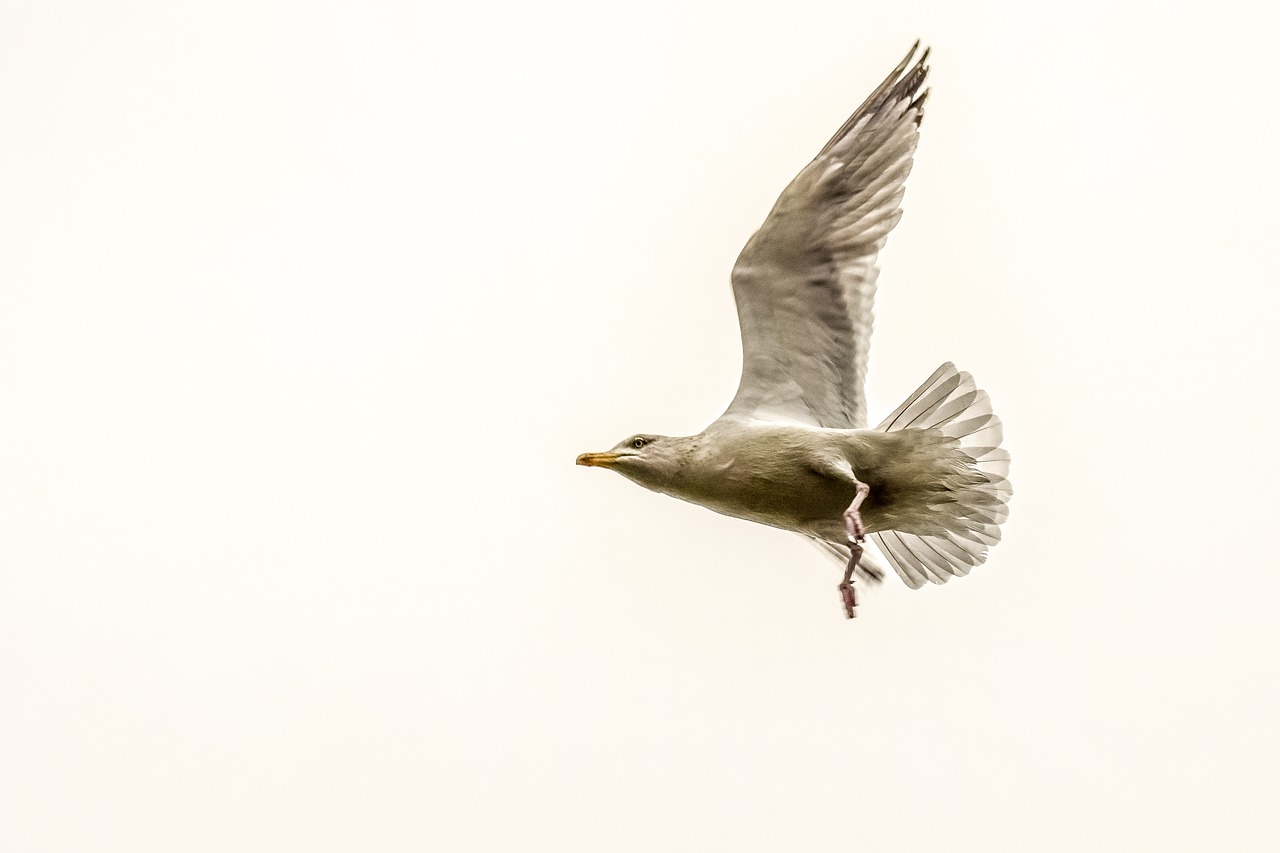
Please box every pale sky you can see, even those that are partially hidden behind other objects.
[3,2,1278,851]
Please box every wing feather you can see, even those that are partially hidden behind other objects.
[722,43,931,428]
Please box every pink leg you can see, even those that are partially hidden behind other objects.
[843,481,870,544]
[837,540,863,619]
[837,481,871,619]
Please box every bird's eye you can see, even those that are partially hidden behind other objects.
[631,437,647,449]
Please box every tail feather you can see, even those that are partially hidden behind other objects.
[870,362,1012,589]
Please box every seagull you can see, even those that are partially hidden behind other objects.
[576,43,1011,618]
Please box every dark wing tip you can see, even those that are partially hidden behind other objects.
[818,41,932,157]
[910,87,931,126]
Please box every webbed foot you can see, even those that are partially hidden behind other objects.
[838,580,858,618]
[838,538,865,619]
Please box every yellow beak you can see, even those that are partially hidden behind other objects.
[576,452,621,468]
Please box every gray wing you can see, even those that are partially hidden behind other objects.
[722,43,930,429]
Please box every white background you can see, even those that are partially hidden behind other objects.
[3,2,1278,850]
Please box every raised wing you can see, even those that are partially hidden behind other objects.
[722,43,930,428]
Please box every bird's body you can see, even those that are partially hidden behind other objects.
[627,421,964,542]
[618,421,870,536]
[578,44,1011,616]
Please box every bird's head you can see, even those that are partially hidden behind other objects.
[576,434,691,491]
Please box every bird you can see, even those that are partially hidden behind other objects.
[576,43,1011,618]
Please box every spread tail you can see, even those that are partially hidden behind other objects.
[868,362,1012,589]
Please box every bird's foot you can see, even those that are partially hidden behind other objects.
[839,538,865,619]
[838,580,858,619]
[844,507,866,543]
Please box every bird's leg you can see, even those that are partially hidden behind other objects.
[837,479,871,618]
[838,539,864,619]
[843,480,870,543]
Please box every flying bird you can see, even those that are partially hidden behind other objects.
[577,43,1011,618]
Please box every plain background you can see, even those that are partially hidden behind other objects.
[3,1,1278,850]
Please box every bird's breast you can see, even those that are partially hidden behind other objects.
[663,429,855,534]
